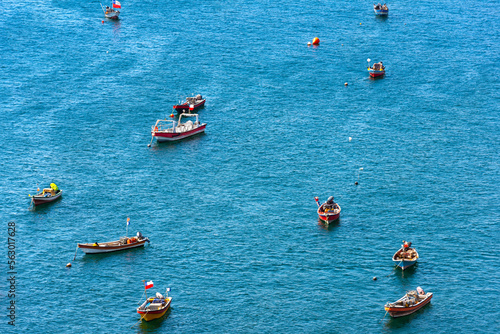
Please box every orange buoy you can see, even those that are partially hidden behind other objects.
[170,113,174,118]
[312,37,320,45]
[66,263,72,267]
[102,20,104,24]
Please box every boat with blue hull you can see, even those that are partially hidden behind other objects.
[374,3,388,16]
[392,241,418,270]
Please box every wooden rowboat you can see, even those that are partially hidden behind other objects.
[78,232,149,254]
[392,241,419,270]
[137,289,172,321]
[374,3,389,16]
[31,183,62,206]
[385,287,432,317]
[315,196,341,223]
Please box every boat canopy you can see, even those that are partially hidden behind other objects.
[50,183,58,191]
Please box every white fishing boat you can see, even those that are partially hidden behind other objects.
[150,113,206,143]
[392,241,419,270]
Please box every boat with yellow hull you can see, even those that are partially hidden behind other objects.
[137,288,172,322]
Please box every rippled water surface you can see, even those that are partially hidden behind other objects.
[1,0,499,332]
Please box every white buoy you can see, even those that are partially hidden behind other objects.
[349,137,352,142]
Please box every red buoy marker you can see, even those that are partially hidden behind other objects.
[312,37,320,45]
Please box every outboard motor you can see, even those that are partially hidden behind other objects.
[137,231,143,239]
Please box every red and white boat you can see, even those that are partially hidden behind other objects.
[173,94,206,113]
[384,287,433,317]
[101,1,121,19]
[77,232,150,254]
[314,196,341,223]
[151,113,206,143]
[31,183,62,206]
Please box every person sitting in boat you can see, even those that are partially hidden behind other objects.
[374,3,382,9]
[321,196,339,212]
[105,5,112,13]
[382,4,388,10]
[402,241,412,251]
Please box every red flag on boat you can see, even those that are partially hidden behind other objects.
[112,0,121,9]
[144,281,154,290]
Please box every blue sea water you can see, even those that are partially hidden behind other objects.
[1,0,499,332]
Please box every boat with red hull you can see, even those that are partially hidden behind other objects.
[173,94,206,113]
[385,287,432,317]
[315,196,341,223]
[151,113,206,143]
[368,61,385,78]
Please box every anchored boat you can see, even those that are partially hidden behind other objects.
[31,183,62,206]
[392,241,419,270]
[151,113,206,143]
[368,61,386,78]
[173,94,206,113]
[374,3,389,16]
[101,1,120,19]
[384,287,432,317]
[137,281,172,322]
[314,196,341,223]
[77,232,150,254]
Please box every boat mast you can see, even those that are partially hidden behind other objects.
[142,280,148,299]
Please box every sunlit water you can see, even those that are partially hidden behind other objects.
[0,0,499,332]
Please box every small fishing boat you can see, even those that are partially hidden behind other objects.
[151,113,206,143]
[137,282,172,322]
[31,183,62,206]
[368,61,386,78]
[392,241,419,270]
[314,196,341,223]
[384,287,432,317]
[101,1,121,19]
[173,94,206,113]
[374,3,389,16]
[77,232,149,254]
